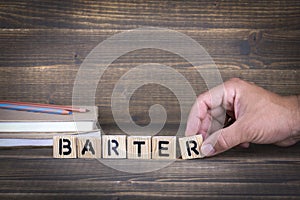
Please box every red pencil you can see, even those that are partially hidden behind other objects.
[0,100,88,113]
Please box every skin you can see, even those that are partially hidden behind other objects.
[185,78,300,157]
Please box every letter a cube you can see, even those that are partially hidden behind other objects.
[77,136,101,158]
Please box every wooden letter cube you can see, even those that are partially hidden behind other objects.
[179,135,203,160]
[127,136,151,159]
[102,135,127,159]
[77,136,101,158]
[53,135,77,158]
[152,136,176,160]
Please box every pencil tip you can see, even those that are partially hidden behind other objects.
[78,108,88,112]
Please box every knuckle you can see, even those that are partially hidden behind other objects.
[225,78,244,90]
[225,78,250,95]
[229,77,242,83]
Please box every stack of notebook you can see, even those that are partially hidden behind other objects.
[0,106,100,147]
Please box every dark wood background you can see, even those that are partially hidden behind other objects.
[0,0,299,199]
[0,0,299,124]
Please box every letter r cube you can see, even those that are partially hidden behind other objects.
[179,135,204,159]
[102,135,127,158]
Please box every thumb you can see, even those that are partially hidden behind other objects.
[201,122,244,157]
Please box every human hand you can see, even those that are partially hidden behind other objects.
[185,78,300,157]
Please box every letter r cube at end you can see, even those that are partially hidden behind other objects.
[179,135,204,160]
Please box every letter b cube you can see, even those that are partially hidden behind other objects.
[53,136,77,158]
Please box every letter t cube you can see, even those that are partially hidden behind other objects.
[127,136,151,159]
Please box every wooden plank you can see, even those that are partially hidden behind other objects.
[0,65,298,124]
[0,0,299,29]
[0,0,299,197]
[0,29,299,69]
[0,66,298,95]
[0,142,299,199]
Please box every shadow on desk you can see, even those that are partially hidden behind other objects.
[0,143,299,199]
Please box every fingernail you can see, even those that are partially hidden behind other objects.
[201,144,215,156]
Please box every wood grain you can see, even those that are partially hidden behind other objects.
[0,142,299,199]
[0,1,299,197]
[0,29,299,69]
[0,0,299,30]
[0,1,299,125]
[0,65,298,124]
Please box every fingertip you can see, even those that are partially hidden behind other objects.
[185,131,194,137]
[201,124,241,157]
[184,126,197,136]
[239,142,250,148]
[201,143,215,157]
[185,118,201,137]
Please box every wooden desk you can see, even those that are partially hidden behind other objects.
[0,0,299,199]
[1,143,299,199]
[0,0,299,124]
